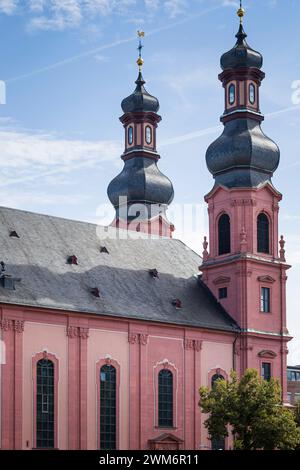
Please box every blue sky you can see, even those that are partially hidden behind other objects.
[0,0,299,364]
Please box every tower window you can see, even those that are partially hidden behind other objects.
[100,364,117,450]
[261,362,271,382]
[260,287,270,313]
[228,84,235,105]
[36,359,55,449]
[145,126,152,144]
[218,287,227,299]
[249,83,255,104]
[257,213,270,253]
[158,369,173,428]
[128,126,133,145]
[218,214,231,255]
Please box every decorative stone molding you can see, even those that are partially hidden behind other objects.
[139,334,149,345]
[231,198,257,207]
[257,275,275,284]
[202,236,209,261]
[279,235,286,262]
[128,332,149,345]
[280,348,289,355]
[213,276,231,285]
[258,350,277,358]
[67,326,89,339]
[0,318,24,333]
[14,320,24,333]
[184,339,202,351]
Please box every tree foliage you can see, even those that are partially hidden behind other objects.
[199,368,300,450]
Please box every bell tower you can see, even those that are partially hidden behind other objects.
[199,4,291,400]
[108,32,174,237]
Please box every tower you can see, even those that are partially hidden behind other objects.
[108,32,174,237]
[200,5,291,399]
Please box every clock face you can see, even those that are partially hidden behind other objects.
[128,126,133,145]
[146,126,152,144]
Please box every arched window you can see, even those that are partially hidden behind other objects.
[257,213,270,254]
[211,373,224,389]
[36,359,55,449]
[128,126,133,145]
[211,373,225,450]
[249,83,255,104]
[145,126,152,144]
[228,84,235,105]
[100,364,117,450]
[158,369,173,428]
[218,214,231,255]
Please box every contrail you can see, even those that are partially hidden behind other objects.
[6,5,221,83]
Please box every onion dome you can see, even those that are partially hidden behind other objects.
[221,23,263,71]
[107,31,174,219]
[121,71,160,114]
[206,2,280,189]
[205,119,280,188]
[107,157,174,208]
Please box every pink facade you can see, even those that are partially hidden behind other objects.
[0,305,237,450]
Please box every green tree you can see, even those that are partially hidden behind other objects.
[199,368,300,450]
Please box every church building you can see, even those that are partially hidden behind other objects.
[0,6,291,450]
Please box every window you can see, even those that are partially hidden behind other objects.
[36,359,55,448]
[260,287,270,313]
[218,287,227,299]
[287,392,292,404]
[211,374,225,450]
[158,369,173,428]
[218,214,231,255]
[211,373,224,389]
[100,364,117,450]
[257,213,270,254]
[228,84,235,105]
[287,370,300,381]
[249,83,255,104]
[261,362,271,382]
[128,126,133,145]
[145,126,152,144]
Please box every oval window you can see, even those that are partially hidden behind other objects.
[128,126,133,145]
[249,83,255,104]
[145,126,152,145]
[228,84,235,105]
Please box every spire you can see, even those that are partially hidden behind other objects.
[220,1,262,71]
[237,0,245,25]
[121,31,159,114]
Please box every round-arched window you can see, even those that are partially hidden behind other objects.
[257,212,270,254]
[249,83,255,104]
[128,126,133,145]
[218,213,231,255]
[228,84,235,105]
[145,126,152,144]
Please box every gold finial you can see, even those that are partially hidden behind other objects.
[137,30,145,71]
[237,0,245,24]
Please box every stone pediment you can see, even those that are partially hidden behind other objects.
[148,433,184,450]
[258,350,277,358]
[257,275,276,284]
[213,276,231,285]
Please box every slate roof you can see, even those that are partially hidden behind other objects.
[0,206,238,332]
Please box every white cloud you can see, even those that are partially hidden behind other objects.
[0,126,122,188]
[0,0,17,14]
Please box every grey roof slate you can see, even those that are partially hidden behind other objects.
[0,206,238,332]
